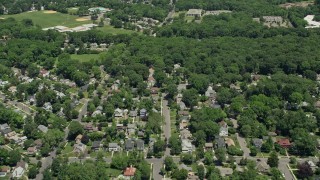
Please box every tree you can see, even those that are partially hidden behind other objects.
[297,162,313,179]
[28,166,38,179]
[250,146,257,156]
[204,152,213,165]
[164,156,176,171]
[7,150,21,166]
[27,63,39,78]
[111,154,128,170]
[171,169,188,180]
[267,151,279,168]
[197,165,205,180]
[269,168,284,180]
[182,88,198,108]
[215,148,226,164]
[181,153,193,165]
[169,134,181,155]
[68,121,84,140]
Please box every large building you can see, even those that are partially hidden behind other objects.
[186,9,202,17]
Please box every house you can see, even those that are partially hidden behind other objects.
[123,166,136,178]
[277,138,291,148]
[37,125,48,133]
[75,134,83,144]
[179,120,189,130]
[34,139,43,148]
[182,139,193,153]
[13,161,28,179]
[178,111,189,118]
[129,110,138,117]
[176,93,183,103]
[39,69,50,78]
[114,108,124,117]
[252,138,263,149]
[140,109,147,118]
[8,86,17,94]
[179,164,193,171]
[219,121,228,137]
[125,139,135,151]
[186,9,202,17]
[127,124,137,136]
[136,139,144,151]
[0,123,12,136]
[150,87,159,95]
[73,143,86,153]
[12,166,25,179]
[205,86,216,99]
[204,10,232,16]
[180,129,192,139]
[307,160,317,170]
[109,143,120,152]
[179,101,187,110]
[138,131,145,137]
[0,166,9,177]
[225,138,235,147]
[27,146,37,155]
[147,76,156,87]
[204,143,213,151]
[217,167,233,176]
[262,16,283,23]
[43,102,52,112]
[92,141,101,151]
[116,124,125,131]
[215,136,226,149]
[256,161,270,173]
[84,124,96,132]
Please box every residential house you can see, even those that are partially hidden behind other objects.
[182,139,193,153]
[204,143,213,151]
[43,102,52,112]
[217,167,233,177]
[75,134,83,144]
[180,129,192,140]
[129,110,138,118]
[39,69,50,78]
[8,86,17,94]
[0,166,9,177]
[123,166,136,179]
[218,121,228,137]
[138,131,145,137]
[140,109,147,118]
[307,160,317,170]
[12,166,25,179]
[225,138,235,147]
[136,139,144,151]
[125,139,135,151]
[252,138,263,149]
[27,146,37,155]
[37,125,48,133]
[12,161,28,179]
[215,136,226,149]
[204,10,232,16]
[277,138,291,148]
[179,164,193,171]
[147,76,156,87]
[109,143,120,152]
[176,93,183,103]
[178,111,189,118]
[179,120,189,130]
[127,124,137,136]
[114,108,124,118]
[92,141,101,151]
[0,123,12,136]
[186,9,202,17]
[256,161,270,173]
[205,86,216,100]
[179,101,187,110]
[262,16,283,23]
[34,139,43,148]
[73,143,86,153]
[84,124,97,132]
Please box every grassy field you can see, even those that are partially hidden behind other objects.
[71,54,101,62]
[98,25,138,35]
[0,11,90,28]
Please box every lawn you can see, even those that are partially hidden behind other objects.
[105,168,122,177]
[71,54,101,63]
[170,109,177,135]
[61,143,74,154]
[0,11,90,28]
[98,25,138,35]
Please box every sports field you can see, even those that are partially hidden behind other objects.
[0,11,90,28]
[71,54,101,62]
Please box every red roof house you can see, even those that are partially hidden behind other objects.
[123,166,136,177]
[277,138,291,148]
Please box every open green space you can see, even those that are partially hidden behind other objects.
[98,25,138,35]
[0,11,90,28]
[71,54,101,62]
[105,168,122,177]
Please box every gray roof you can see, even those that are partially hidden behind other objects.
[37,125,48,133]
[1,128,12,135]
[92,141,101,148]
[136,139,144,150]
[179,164,192,171]
[252,138,263,149]
[125,140,134,150]
[109,143,118,148]
[215,136,226,149]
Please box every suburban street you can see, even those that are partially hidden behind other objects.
[236,133,250,157]
[35,149,57,180]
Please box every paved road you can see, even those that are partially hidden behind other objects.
[35,149,57,180]
[236,133,250,157]
[77,99,89,122]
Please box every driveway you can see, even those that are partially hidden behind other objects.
[236,133,250,157]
